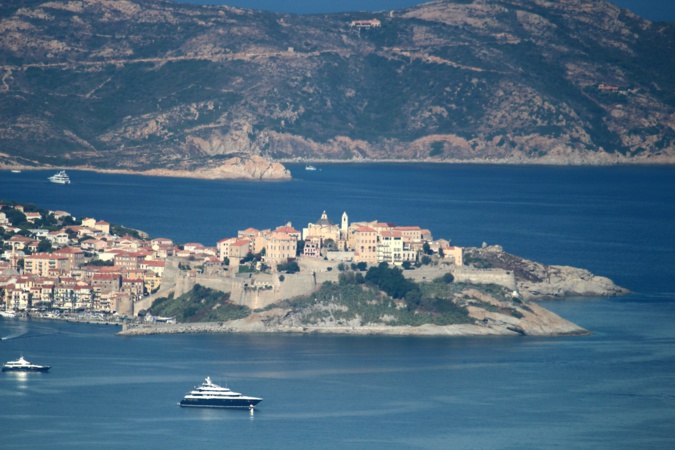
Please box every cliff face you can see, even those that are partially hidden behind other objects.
[1,0,674,170]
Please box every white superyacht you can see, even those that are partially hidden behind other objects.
[179,377,262,408]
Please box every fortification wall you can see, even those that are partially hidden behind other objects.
[404,265,516,290]
[133,257,514,316]
[451,267,516,290]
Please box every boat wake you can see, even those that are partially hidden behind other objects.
[1,330,28,340]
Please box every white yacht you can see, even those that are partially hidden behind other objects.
[305,164,317,171]
[2,356,50,372]
[48,170,71,184]
[179,377,262,409]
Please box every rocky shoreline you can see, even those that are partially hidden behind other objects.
[118,313,589,338]
[1,155,291,181]
[4,156,674,184]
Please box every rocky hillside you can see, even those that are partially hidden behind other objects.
[123,278,589,337]
[463,245,629,299]
[1,0,674,171]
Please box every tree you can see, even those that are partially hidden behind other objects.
[36,239,52,253]
[61,215,79,226]
[337,262,346,271]
[402,261,412,270]
[87,259,114,267]
[365,262,420,300]
[339,271,365,286]
[356,262,368,271]
[339,272,354,285]
[421,255,432,265]
[277,261,300,273]
[405,289,422,311]
[5,209,26,227]
[423,242,433,255]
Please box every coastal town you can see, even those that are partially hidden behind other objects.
[0,203,464,321]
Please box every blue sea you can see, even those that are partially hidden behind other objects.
[1,164,675,449]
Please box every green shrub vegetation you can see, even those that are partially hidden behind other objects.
[149,284,250,323]
[277,261,300,273]
[111,224,144,239]
[272,270,473,327]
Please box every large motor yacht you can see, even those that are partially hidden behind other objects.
[2,356,50,372]
[179,377,262,409]
[48,170,71,184]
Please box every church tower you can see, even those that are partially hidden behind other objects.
[341,211,348,234]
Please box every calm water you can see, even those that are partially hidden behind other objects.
[1,164,675,448]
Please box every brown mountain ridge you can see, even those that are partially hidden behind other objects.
[1,0,674,173]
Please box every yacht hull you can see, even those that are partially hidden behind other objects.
[2,366,50,372]
[179,398,261,408]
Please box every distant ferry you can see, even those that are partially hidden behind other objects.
[48,170,71,184]
[2,356,50,372]
[305,165,317,171]
[179,377,262,409]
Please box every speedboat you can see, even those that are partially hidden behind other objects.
[48,170,71,184]
[179,376,262,408]
[2,356,50,372]
[305,165,317,171]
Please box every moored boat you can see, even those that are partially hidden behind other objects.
[48,170,71,184]
[179,376,262,408]
[2,356,50,372]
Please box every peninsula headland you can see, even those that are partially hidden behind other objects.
[0,202,627,338]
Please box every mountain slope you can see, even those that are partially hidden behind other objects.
[0,0,674,170]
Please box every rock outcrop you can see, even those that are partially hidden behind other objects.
[119,308,588,337]
[463,245,628,300]
[141,155,291,180]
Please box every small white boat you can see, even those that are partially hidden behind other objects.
[0,310,16,318]
[11,169,21,173]
[48,170,71,184]
[305,165,317,171]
